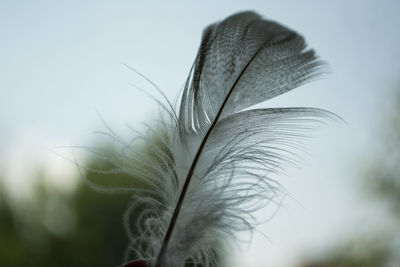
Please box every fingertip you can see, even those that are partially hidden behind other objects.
[121,259,151,267]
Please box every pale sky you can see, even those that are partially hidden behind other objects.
[1,1,400,266]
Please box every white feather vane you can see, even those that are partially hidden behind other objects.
[110,11,337,267]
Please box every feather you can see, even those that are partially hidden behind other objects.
[118,11,335,267]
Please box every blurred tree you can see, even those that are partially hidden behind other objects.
[0,153,132,267]
[296,91,400,267]
[297,236,391,267]
[0,141,222,266]
[363,92,400,219]
[0,182,26,266]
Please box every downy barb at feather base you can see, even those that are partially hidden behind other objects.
[116,11,336,267]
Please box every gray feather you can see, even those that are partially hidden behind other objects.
[120,11,334,267]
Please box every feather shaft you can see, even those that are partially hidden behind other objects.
[154,30,265,267]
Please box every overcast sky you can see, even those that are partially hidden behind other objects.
[1,1,400,266]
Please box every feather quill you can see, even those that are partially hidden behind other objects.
[118,11,334,267]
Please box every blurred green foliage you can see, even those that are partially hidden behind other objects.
[297,91,400,267]
[0,161,132,267]
[297,237,392,267]
[0,143,222,267]
[0,141,161,266]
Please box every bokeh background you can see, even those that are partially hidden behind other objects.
[1,1,400,266]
